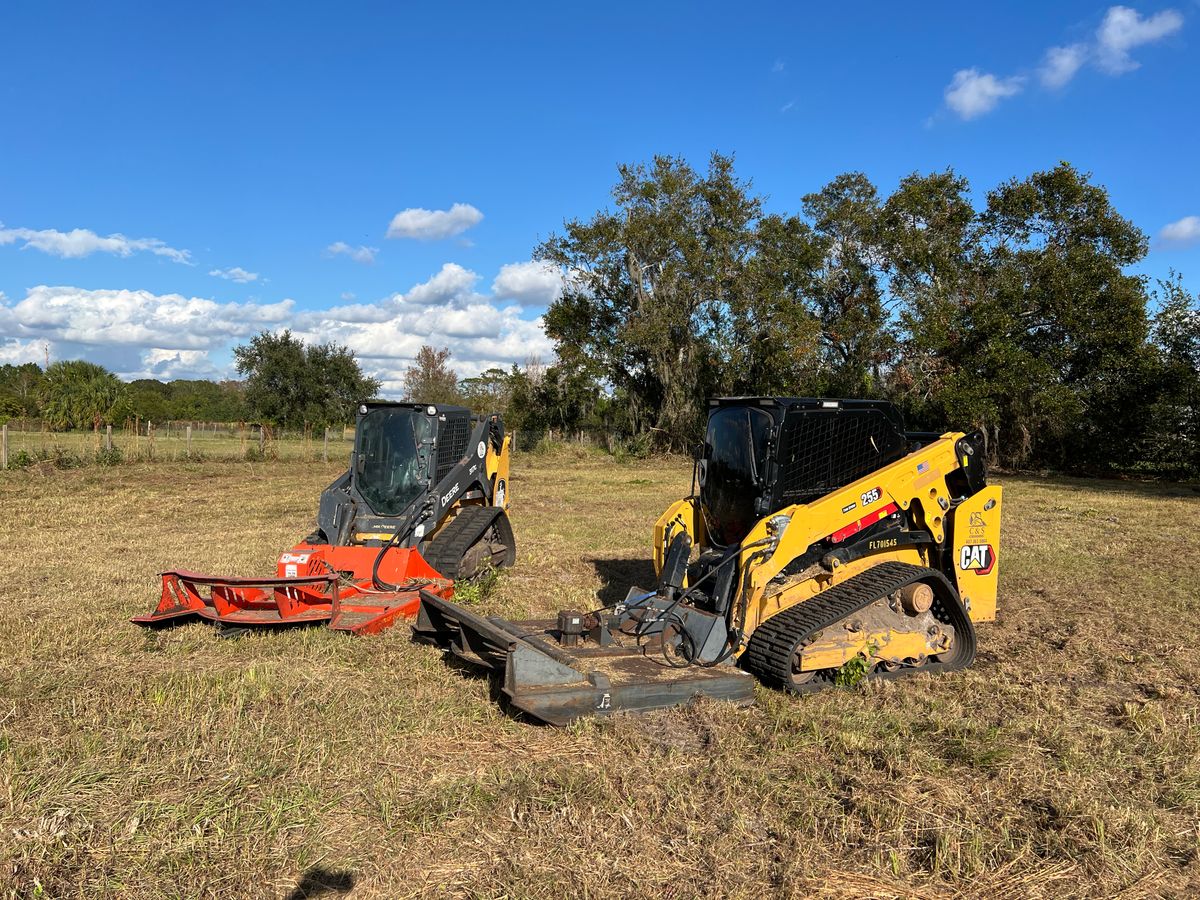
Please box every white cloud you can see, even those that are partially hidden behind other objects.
[1160,215,1200,246]
[944,68,1024,119]
[0,223,192,264]
[772,59,785,74]
[780,99,796,114]
[291,303,553,393]
[1,259,556,390]
[5,286,293,350]
[315,263,484,325]
[294,262,553,388]
[403,262,481,306]
[326,241,378,264]
[386,203,483,240]
[1040,44,1088,88]
[130,348,222,380]
[491,261,569,307]
[209,266,259,283]
[1096,5,1183,73]
[944,6,1185,116]
[0,338,45,365]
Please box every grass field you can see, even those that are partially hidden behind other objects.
[2,450,1199,898]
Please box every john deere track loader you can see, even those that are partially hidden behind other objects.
[414,397,1001,724]
[134,402,515,635]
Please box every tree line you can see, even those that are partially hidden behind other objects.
[420,156,1199,477]
[514,155,1198,475]
[0,332,378,431]
[4,155,1196,476]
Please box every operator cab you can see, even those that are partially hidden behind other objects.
[698,398,910,548]
[351,402,473,519]
[355,406,431,515]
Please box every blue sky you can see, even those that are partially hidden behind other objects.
[1,1,1197,392]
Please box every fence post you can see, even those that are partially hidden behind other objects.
[323,427,329,463]
[2,423,7,469]
[259,426,265,453]
[105,424,112,451]
[186,424,192,458]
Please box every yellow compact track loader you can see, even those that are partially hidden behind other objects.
[415,397,1001,724]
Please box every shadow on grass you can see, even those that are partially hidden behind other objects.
[285,867,355,900]
[591,557,657,608]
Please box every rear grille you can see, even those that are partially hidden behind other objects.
[776,409,906,506]
[436,415,471,483]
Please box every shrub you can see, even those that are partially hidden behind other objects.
[94,446,124,466]
[8,449,34,469]
[5,447,85,471]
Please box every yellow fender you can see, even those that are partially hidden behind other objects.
[653,497,704,577]
[486,433,512,510]
[950,484,1003,621]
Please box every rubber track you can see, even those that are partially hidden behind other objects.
[423,507,512,580]
[741,561,976,694]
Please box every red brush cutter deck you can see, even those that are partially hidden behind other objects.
[132,544,453,635]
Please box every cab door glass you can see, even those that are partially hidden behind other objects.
[701,406,772,546]
[354,409,431,515]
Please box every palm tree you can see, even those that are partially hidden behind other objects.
[41,361,125,431]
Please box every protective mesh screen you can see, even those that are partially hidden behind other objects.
[436,414,471,483]
[775,409,906,506]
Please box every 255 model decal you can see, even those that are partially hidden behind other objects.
[860,486,883,506]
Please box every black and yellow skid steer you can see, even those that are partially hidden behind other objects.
[414,397,1001,724]
[134,402,515,635]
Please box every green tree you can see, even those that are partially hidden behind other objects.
[0,394,24,423]
[877,169,978,422]
[981,163,1149,467]
[532,152,1188,473]
[233,331,379,428]
[892,163,1152,467]
[722,212,824,396]
[125,379,173,422]
[0,363,44,416]
[125,378,248,423]
[402,346,461,405]
[40,360,126,431]
[1146,273,1200,474]
[538,153,760,449]
[801,173,894,395]
[458,367,513,415]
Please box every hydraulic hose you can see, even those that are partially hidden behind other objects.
[370,530,406,592]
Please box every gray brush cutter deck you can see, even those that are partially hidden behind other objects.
[413,591,756,725]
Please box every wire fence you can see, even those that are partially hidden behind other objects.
[0,417,632,473]
[0,420,358,469]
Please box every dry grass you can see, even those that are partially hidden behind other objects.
[1,448,1198,899]
[3,427,348,463]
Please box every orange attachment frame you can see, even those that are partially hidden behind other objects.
[132,544,453,635]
